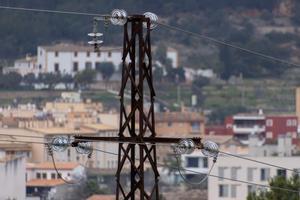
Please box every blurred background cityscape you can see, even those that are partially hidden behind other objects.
[1,0,300,200]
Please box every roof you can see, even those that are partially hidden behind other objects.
[28,127,97,135]
[86,195,115,200]
[27,179,65,187]
[83,124,118,131]
[40,43,122,53]
[27,162,79,170]
[202,135,233,145]
[155,112,204,122]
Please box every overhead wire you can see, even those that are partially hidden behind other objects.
[0,5,299,68]
[156,21,300,68]
[219,150,300,174]
[0,136,300,193]
[0,5,109,18]
[91,147,300,194]
[0,133,299,174]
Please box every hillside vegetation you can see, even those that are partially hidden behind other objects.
[0,0,299,80]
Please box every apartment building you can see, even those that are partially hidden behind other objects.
[208,156,300,200]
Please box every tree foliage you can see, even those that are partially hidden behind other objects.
[74,69,96,88]
[95,62,115,81]
[247,175,300,200]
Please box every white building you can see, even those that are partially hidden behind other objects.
[0,145,27,200]
[4,55,37,76]
[208,156,300,200]
[36,43,179,76]
[11,43,179,77]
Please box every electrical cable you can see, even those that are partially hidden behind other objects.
[0,5,109,18]
[219,150,299,174]
[175,154,215,186]
[1,137,299,193]
[1,135,300,175]
[0,5,300,69]
[92,147,300,194]
[156,21,300,68]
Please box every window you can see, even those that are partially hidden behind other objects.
[74,51,78,57]
[202,157,208,168]
[85,62,92,70]
[247,168,256,181]
[67,149,71,157]
[36,172,41,179]
[191,122,200,131]
[292,119,297,126]
[95,62,101,71]
[73,62,78,72]
[231,167,239,179]
[266,119,273,127]
[186,157,199,168]
[54,63,59,72]
[108,51,112,57]
[87,51,90,57]
[42,173,47,179]
[167,122,172,127]
[231,185,237,198]
[219,184,229,197]
[39,64,42,69]
[218,167,227,181]
[287,119,292,126]
[55,51,59,57]
[51,173,56,179]
[40,50,42,56]
[97,52,101,57]
[277,169,287,178]
[261,168,270,181]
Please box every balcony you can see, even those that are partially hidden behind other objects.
[233,125,265,134]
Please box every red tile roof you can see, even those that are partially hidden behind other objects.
[27,179,65,187]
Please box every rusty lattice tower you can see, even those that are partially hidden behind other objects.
[116,15,159,200]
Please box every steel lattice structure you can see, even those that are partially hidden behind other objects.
[116,15,159,200]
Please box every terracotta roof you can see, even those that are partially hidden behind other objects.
[86,195,115,200]
[27,162,79,170]
[27,179,65,187]
[83,124,118,131]
[155,112,204,122]
[28,127,97,135]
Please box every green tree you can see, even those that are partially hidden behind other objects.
[0,72,22,90]
[41,73,61,90]
[74,69,96,89]
[95,62,115,81]
[23,73,36,87]
[61,74,73,90]
[247,175,300,200]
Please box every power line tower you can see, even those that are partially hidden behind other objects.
[74,11,202,200]
[116,15,158,200]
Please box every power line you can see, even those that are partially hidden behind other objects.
[0,134,298,172]
[156,21,300,68]
[0,5,108,18]
[219,150,299,174]
[0,5,299,69]
[92,147,300,194]
[1,136,299,193]
[1,133,299,174]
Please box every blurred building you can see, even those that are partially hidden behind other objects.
[0,139,27,200]
[26,162,83,199]
[208,156,300,200]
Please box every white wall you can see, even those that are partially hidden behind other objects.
[0,156,26,200]
[208,156,300,200]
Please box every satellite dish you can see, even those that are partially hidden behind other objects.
[88,33,103,37]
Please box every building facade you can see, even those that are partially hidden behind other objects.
[208,156,300,200]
